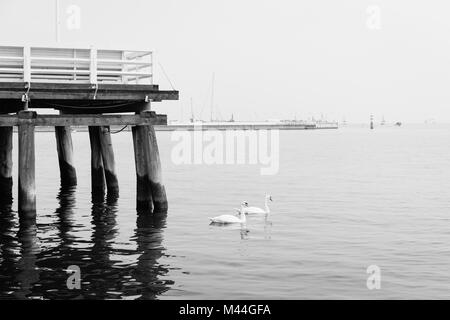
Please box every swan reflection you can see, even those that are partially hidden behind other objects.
[209,222,250,240]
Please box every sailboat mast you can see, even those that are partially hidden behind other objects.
[210,72,215,122]
[190,97,194,123]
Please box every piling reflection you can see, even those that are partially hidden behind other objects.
[0,205,42,299]
[0,186,174,299]
[0,206,19,298]
[33,185,81,299]
[209,223,250,240]
[82,196,119,299]
[55,186,77,246]
[130,213,172,299]
[15,217,40,299]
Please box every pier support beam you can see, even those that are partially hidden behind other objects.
[0,126,13,206]
[132,121,168,213]
[146,124,167,212]
[132,125,153,212]
[98,126,119,198]
[88,127,106,200]
[55,126,77,187]
[18,111,36,218]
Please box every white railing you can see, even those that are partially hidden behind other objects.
[0,45,153,84]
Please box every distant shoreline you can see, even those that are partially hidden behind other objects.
[14,123,338,133]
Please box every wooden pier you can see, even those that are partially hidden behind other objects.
[0,45,178,219]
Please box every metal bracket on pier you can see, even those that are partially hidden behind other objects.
[92,83,99,100]
[144,95,152,111]
[21,82,31,109]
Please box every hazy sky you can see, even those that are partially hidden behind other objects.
[1,0,450,123]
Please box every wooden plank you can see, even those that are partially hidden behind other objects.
[31,57,90,63]
[0,113,167,126]
[0,82,159,91]
[97,70,150,76]
[0,91,177,101]
[0,68,23,73]
[97,59,151,66]
[0,82,178,101]
[0,56,24,62]
[31,68,90,74]
[125,51,152,60]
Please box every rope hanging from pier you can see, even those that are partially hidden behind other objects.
[110,125,128,134]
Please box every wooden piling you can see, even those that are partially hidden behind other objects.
[0,126,13,206]
[132,115,168,213]
[98,126,119,198]
[18,111,36,218]
[88,126,106,199]
[146,124,168,212]
[55,126,77,186]
[132,125,153,212]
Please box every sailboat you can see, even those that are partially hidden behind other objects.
[210,72,215,122]
[190,97,195,123]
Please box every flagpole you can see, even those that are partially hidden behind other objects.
[55,0,60,42]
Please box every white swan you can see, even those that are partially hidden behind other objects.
[209,211,247,224]
[242,195,273,215]
[234,202,249,214]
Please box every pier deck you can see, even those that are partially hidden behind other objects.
[0,82,178,113]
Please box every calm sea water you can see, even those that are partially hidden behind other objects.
[1,124,450,299]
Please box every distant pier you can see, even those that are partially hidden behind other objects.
[22,121,338,132]
[157,121,339,131]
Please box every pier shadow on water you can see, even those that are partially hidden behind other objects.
[0,185,173,300]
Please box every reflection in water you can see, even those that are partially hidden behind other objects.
[0,186,175,300]
[130,213,172,299]
[83,196,119,299]
[0,207,18,298]
[264,216,273,240]
[0,206,41,299]
[15,217,40,299]
[209,223,250,240]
